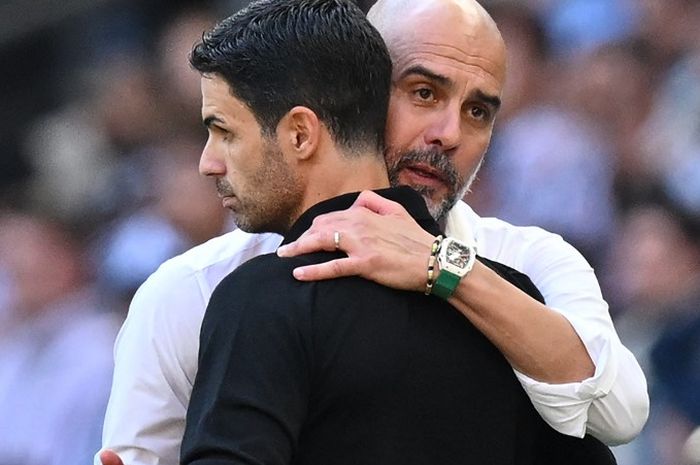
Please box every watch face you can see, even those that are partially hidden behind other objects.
[445,240,472,268]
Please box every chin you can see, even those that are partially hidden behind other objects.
[400,182,436,203]
[235,215,289,236]
[229,211,255,233]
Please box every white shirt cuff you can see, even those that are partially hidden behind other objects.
[512,334,617,437]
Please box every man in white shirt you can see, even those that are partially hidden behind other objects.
[98,1,649,464]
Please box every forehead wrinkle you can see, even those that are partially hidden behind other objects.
[395,46,488,64]
[396,50,503,84]
[391,37,505,91]
[414,46,501,68]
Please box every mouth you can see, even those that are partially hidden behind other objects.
[400,163,447,188]
[219,194,237,209]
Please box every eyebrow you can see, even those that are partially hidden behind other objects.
[399,65,453,89]
[472,89,501,112]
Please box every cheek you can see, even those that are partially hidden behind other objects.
[214,142,242,183]
[385,99,423,149]
[224,138,250,167]
[454,137,488,173]
[461,124,492,155]
[232,141,267,176]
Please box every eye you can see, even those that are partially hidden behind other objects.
[212,125,232,142]
[414,87,435,102]
[469,105,489,121]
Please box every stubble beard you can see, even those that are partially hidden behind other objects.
[387,147,481,222]
[217,144,304,234]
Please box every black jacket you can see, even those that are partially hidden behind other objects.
[183,186,615,465]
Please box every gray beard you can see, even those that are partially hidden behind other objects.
[387,148,481,222]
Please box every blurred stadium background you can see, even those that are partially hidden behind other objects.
[0,0,699,464]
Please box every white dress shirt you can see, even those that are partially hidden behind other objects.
[98,200,649,465]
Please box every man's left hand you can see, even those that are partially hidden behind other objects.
[277,190,435,292]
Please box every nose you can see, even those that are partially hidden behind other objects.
[198,138,225,177]
[424,106,462,151]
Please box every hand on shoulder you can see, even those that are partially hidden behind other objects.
[278,190,436,292]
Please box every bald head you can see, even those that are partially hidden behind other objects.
[369,0,498,31]
[369,0,505,75]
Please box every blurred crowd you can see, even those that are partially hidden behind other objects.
[0,0,698,464]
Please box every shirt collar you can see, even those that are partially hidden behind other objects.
[282,186,441,245]
[444,200,479,252]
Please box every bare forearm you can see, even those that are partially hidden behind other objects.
[445,260,595,383]
[276,192,596,383]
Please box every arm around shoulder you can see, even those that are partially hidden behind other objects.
[505,231,649,445]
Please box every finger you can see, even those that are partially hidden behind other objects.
[292,257,358,281]
[99,450,125,465]
[278,229,337,257]
[352,190,407,216]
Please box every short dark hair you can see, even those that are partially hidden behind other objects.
[190,0,392,153]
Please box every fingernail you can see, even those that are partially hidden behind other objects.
[293,268,305,279]
[277,246,288,257]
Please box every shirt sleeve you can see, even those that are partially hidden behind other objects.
[510,232,649,445]
[97,262,204,465]
[447,203,649,446]
[181,262,311,465]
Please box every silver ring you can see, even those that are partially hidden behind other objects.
[333,231,341,250]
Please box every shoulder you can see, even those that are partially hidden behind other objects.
[447,201,591,274]
[203,252,326,346]
[118,230,281,357]
[446,201,606,312]
[206,251,353,325]
[131,229,281,315]
[208,251,315,312]
[156,229,282,287]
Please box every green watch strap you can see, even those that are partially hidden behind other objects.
[432,269,461,299]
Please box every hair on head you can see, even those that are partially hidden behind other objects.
[190,0,392,154]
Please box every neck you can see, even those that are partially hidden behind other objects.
[297,151,390,217]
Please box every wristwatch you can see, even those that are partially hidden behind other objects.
[432,237,476,299]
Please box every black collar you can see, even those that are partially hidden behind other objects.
[281,186,441,245]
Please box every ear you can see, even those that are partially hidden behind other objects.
[276,106,320,161]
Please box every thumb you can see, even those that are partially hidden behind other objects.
[99,450,125,465]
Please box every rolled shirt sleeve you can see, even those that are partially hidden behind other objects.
[446,202,649,445]
[513,329,648,445]
[512,233,649,445]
